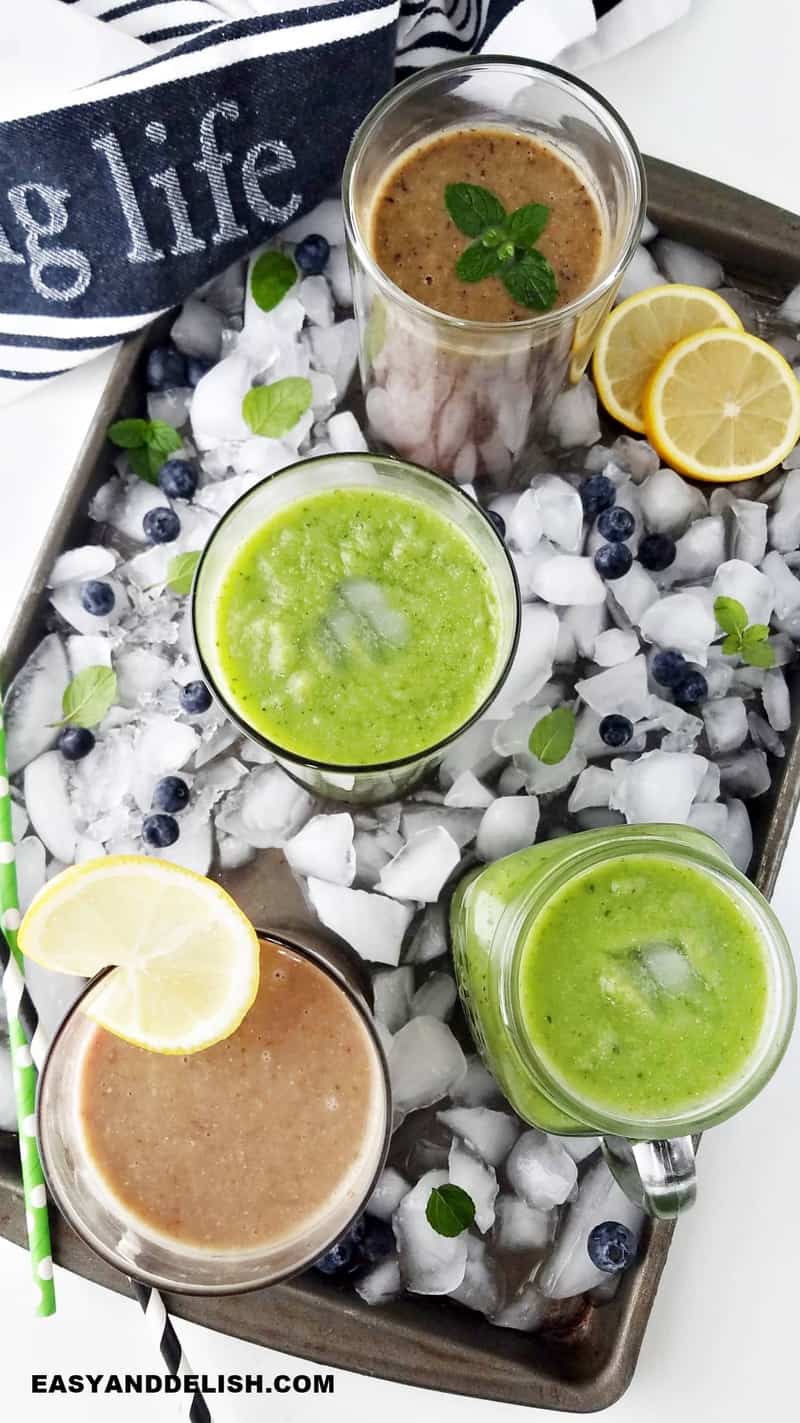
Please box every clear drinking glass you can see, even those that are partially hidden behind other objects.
[343,57,646,487]
[36,929,392,1295]
[192,453,520,804]
[450,825,796,1218]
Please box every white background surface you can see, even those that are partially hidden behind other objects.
[0,0,797,1419]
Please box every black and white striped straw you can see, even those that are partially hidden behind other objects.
[0,929,213,1423]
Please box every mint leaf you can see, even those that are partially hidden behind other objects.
[506,202,550,248]
[242,377,312,438]
[741,640,775,668]
[167,550,201,596]
[61,666,117,729]
[456,241,502,283]
[502,250,558,312]
[445,183,506,238]
[714,596,748,637]
[108,418,150,450]
[743,623,770,644]
[425,1184,475,1238]
[129,446,161,482]
[529,706,575,764]
[251,249,297,311]
[721,633,742,656]
[146,420,182,458]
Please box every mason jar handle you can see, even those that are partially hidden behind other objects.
[601,1136,697,1219]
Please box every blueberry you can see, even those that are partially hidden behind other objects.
[80,579,115,616]
[143,506,181,544]
[487,509,506,538]
[146,345,187,391]
[294,234,330,276]
[142,813,180,848]
[152,776,190,814]
[593,543,633,580]
[158,459,197,501]
[580,474,616,516]
[599,714,634,748]
[360,1215,395,1266]
[674,670,708,706]
[179,680,212,715]
[313,1217,365,1277]
[185,356,212,388]
[638,532,676,571]
[652,649,688,688]
[587,1221,636,1274]
[57,727,95,761]
[596,506,635,543]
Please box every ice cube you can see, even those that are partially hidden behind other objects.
[378,828,460,902]
[451,1056,502,1108]
[48,545,116,589]
[390,1019,467,1115]
[297,274,334,327]
[15,836,46,912]
[373,965,414,1033]
[326,245,353,307]
[711,490,768,565]
[639,468,707,537]
[194,725,239,769]
[514,743,587,796]
[368,1167,410,1222]
[327,410,367,453]
[761,551,800,619]
[609,435,660,482]
[355,1254,402,1307]
[769,470,800,551]
[147,388,192,429]
[711,560,773,625]
[411,971,457,1022]
[666,515,726,584]
[309,319,358,398]
[568,767,615,814]
[688,801,731,843]
[491,1276,549,1333]
[641,941,698,994]
[216,832,256,871]
[717,749,771,798]
[436,1107,520,1167]
[401,805,482,850]
[538,1155,643,1300]
[592,629,640,667]
[575,655,651,721]
[307,879,413,966]
[0,1047,16,1132]
[776,282,800,324]
[393,1170,467,1295]
[490,605,559,716]
[154,820,213,876]
[132,716,200,811]
[639,593,716,665]
[284,812,355,885]
[438,718,503,788]
[493,1194,554,1253]
[443,772,495,809]
[476,796,540,862]
[506,489,543,554]
[284,200,345,247]
[652,238,723,287]
[493,701,554,758]
[216,764,314,848]
[51,576,129,636]
[190,352,254,450]
[747,711,784,759]
[449,1138,498,1233]
[353,827,403,890]
[702,697,748,754]
[532,553,606,607]
[608,563,659,625]
[114,648,171,706]
[547,376,601,448]
[4,634,69,774]
[722,798,753,871]
[531,476,584,553]
[23,752,77,863]
[404,902,448,964]
[763,667,791,731]
[449,1234,501,1317]
[610,750,708,823]
[617,244,665,300]
[506,1130,578,1211]
[562,1136,602,1164]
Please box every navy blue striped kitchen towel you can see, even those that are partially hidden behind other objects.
[0,0,690,405]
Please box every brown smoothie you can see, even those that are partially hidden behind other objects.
[78,939,385,1252]
[370,126,605,322]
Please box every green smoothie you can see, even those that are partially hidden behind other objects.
[450,827,771,1134]
[214,486,501,765]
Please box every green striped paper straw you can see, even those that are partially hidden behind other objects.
[0,701,56,1316]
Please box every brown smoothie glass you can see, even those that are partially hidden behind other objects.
[343,58,646,487]
[36,927,391,1295]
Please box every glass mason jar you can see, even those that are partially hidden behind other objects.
[192,453,520,804]
[450,825,796,1217]
[343,57,646,488]
[36,927,392,1295]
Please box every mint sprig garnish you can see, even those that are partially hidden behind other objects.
[444,182,558,312]
[426,1184,475,1238]
[108,418,182,484]
[714,596,775,668]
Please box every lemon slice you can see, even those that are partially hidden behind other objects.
[593,284,743,433]
[644,328,800,482]
[19,856,260,1054]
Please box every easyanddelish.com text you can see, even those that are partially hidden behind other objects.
[32,1372,335,1395]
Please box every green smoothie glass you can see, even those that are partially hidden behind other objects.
[192,454,520,804]
[450,824,796,1218]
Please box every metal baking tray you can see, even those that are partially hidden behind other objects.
[1,157,799,1412]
